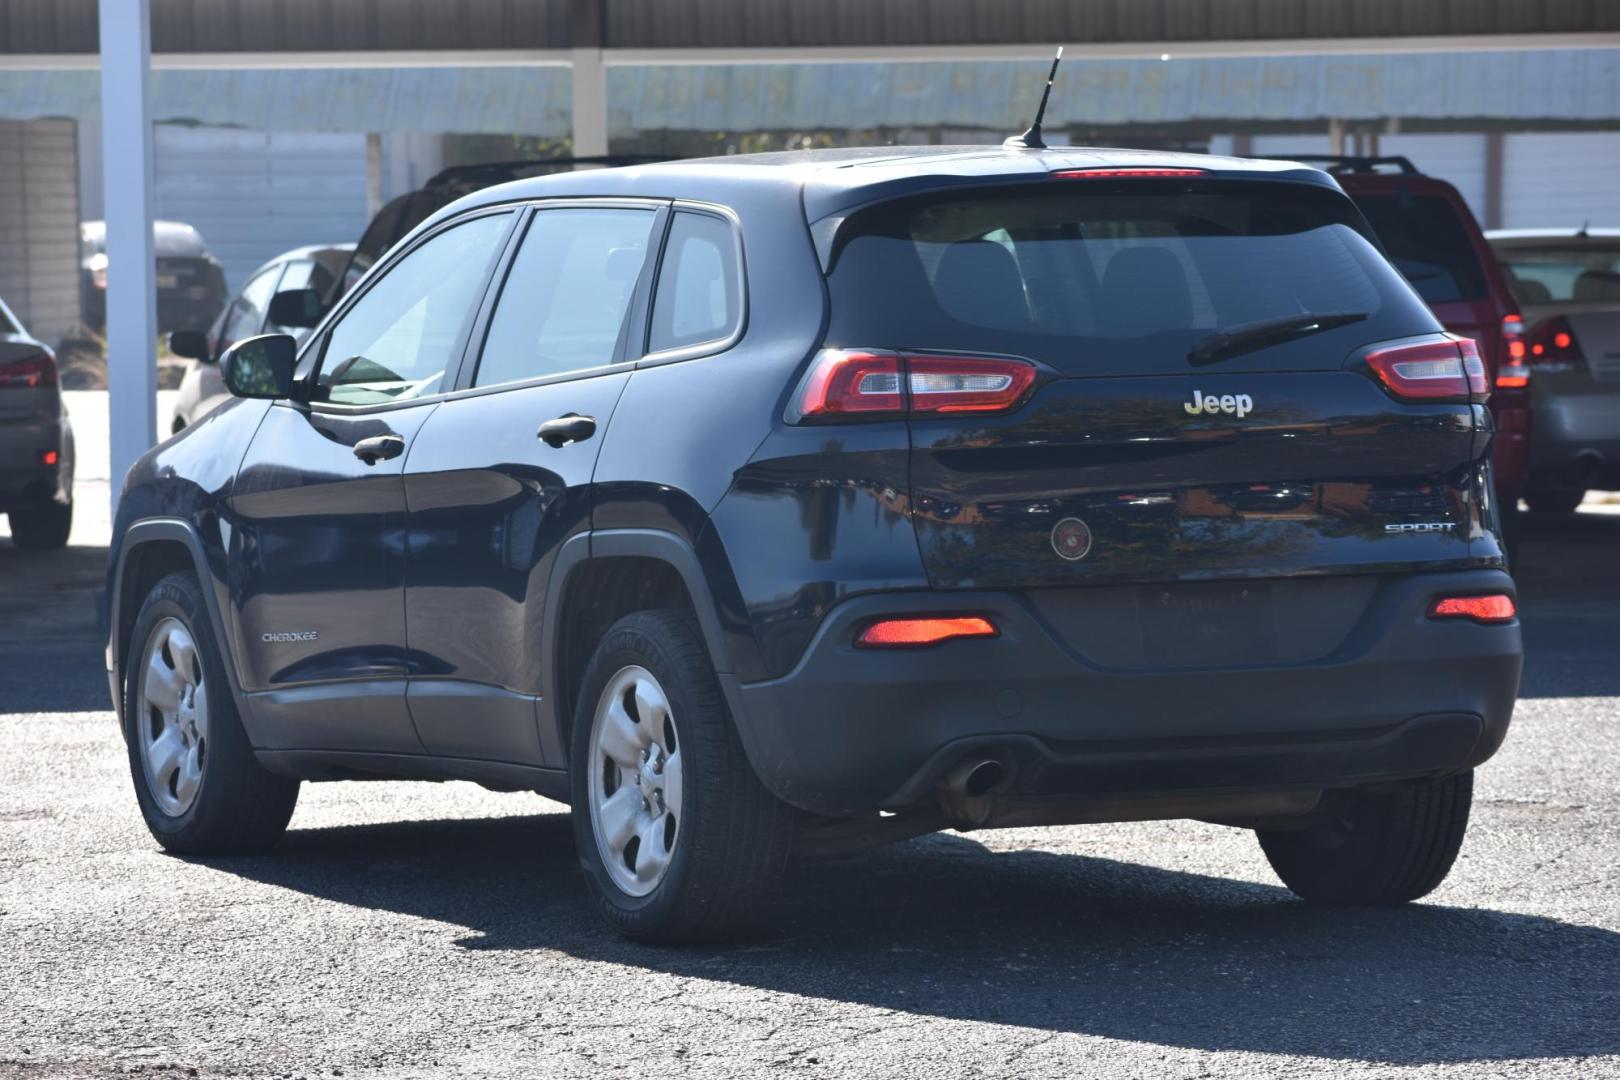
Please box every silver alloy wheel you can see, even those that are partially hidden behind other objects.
[135,616,209,817]
[587,665,683,898]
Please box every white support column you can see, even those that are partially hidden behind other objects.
[571,46,608,159]
[98,0,158,511]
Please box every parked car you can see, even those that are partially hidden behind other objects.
[1275,157,1532,512]
[0,295,74,548]
[81,220,229,334]
[106,147,1520,942]
[1488,227,1620,512]
[166,244,353,433]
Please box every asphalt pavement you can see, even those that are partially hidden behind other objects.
[1,393,1616,1078]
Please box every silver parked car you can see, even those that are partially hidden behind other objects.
[1489,227,1620,513]
[0,295,74,548]
[166,244,353,432]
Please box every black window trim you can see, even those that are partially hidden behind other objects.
[451,197,672,400]
[637,200,749,369]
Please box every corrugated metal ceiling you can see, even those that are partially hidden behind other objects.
[3,0,1616,55]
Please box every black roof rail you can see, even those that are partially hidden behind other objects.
[424,154,672,188]
[1257,154,1421,177]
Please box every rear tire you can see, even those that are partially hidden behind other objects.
[124,571,299,853]
[1258,771,1473,905]
[1524,481,1585,515]
[570,609,794,943]
[9,500,72,549]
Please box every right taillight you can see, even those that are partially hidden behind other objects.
[0,350,58,389]
[1363,337,1485,403]
[1527,316,1581,374]
[795,349,1037,421]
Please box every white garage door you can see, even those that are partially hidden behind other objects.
[1502,132,1620,230]
[0,118,81,345]
[153,126,370,291]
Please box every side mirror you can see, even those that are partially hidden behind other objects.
[168,329,211,362]
[267,287,323,329]
[220,334,297,400]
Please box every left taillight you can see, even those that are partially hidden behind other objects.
[0,350,57,389]
[794,349,1037,421]
[1362,336,1486,403]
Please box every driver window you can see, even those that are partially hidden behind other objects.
[318,213,509,406]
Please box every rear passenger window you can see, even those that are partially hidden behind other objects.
[649,212,741,354]
[474,207,658,387]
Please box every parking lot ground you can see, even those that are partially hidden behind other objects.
[2,400,1617,1078]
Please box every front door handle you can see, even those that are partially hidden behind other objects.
[538,413,597,448]
[352,433,405,465]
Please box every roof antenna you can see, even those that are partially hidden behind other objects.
[1004,46,1063,150]
[1578,220,1591,238]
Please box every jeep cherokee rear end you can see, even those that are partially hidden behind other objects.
[716,151,1520,901]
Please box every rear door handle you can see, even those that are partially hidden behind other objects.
[352,433,406,464]
[538,413,597,448]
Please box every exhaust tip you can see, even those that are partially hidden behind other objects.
[947,757,1007,798]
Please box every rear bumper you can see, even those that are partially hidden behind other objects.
[1531,389,1620,485]
[0,414,73,510]
[727,570,1521,817]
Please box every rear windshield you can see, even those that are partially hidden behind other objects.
[826,181,1437,376]
[1352,194,1489,303]
[1494,243,1620,305]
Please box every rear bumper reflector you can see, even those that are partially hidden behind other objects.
[1428,593,1516,624]
[856,616,998,648]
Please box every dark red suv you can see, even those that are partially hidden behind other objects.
[1291,157,1531,509]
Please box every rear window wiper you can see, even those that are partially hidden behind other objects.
[1189,311,1369,367]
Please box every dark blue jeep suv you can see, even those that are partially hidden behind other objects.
[106,147,1522,942]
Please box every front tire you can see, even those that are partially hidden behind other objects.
[570,609,794,943]
[1258,771,1473,905]
[124,571,299,853]
[9,500,72,549]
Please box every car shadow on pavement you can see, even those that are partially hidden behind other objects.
[195,811,1620,1066]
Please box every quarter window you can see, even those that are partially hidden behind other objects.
[317,213,509,406]
[649,212,742,354]
[474,207,658,387]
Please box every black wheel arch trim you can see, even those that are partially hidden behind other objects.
[107,518,257,735]
[539,527,742,769]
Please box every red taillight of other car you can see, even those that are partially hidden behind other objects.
[796,350,1037,420]
[1526,316,1581,375]
[0,350,58,389]
[1363,337,1486,402]
[1497,314,1530,389]
[856,615,998,648]
[1428,594,1517,624]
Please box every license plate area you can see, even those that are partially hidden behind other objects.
[1027,576,1380,671]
